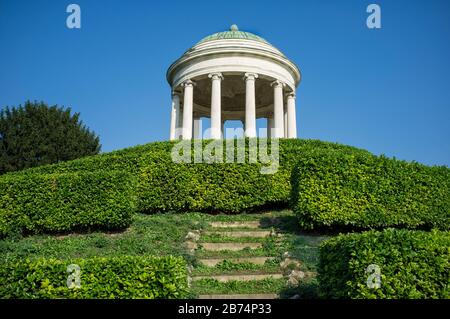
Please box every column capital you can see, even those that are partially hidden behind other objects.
[182,79,196,87]
[244,73,258,81]
[208,72,224,81]
[270,80,285,88]
[172,90,182,97]
[286,92,296,99]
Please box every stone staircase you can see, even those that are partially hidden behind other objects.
[185,219,305,299]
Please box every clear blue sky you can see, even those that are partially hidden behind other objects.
[1,0,449,166]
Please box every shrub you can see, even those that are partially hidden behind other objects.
[291,149,450,230]
[137,139,369,213]
[0,138,375,214]
[0,170,136,237]
[318,229,450,299]
[0,255,188,298]
[138,139,282,213]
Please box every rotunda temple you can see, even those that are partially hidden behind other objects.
[166,24,301,140]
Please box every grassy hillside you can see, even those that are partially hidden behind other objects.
[0,138,448,299]
[0,210,328,299]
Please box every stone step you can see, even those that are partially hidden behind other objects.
[199,242,263,251]
[204,230,271,238]
[198,294,278,299]
[192,273,283,282]
[209,221,261,229]
[198,257,274,267]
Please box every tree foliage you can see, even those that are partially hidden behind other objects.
[0,101,100,174]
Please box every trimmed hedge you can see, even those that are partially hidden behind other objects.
[291,150,450,230]
[318,229,450,299]
[0,170,136,237]
[6,138,446,220]
[136,139,369,213]
[138,139,285,213]
[0,255,188,298]
[2,139,368,214]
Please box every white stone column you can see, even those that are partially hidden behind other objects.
[287,93,297,138]
[178,108,183,129]
[193,117,201,139]
[244,73,258,138]
[209,72,223,139]
[177,107,183,140]
[284,109,288,138]
[271,80,285,138]
[169,93,180,141]
[182,80,194,140]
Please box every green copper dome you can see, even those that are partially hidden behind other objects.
[197,24,269,45]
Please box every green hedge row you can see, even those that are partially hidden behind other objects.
[3,138,448,222]
[138,140,285,213]
[0,170,136,237]
[0,255,188,298]
[137,139,369,213]
[4,139,366,214]
[291,150,450,230]
[318,229,450,299]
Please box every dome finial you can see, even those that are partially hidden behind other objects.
[230,24,239,31]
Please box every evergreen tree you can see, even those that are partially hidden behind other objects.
[0,101,101,174]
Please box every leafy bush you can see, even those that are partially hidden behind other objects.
[136,138,367,213]
[0,171,136,237]
[318,229,450,299]
[0,255,188,298]
[2,138,448,219]
[138,139,284,213]
[291,150,450,230]
[2,138,411,215]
